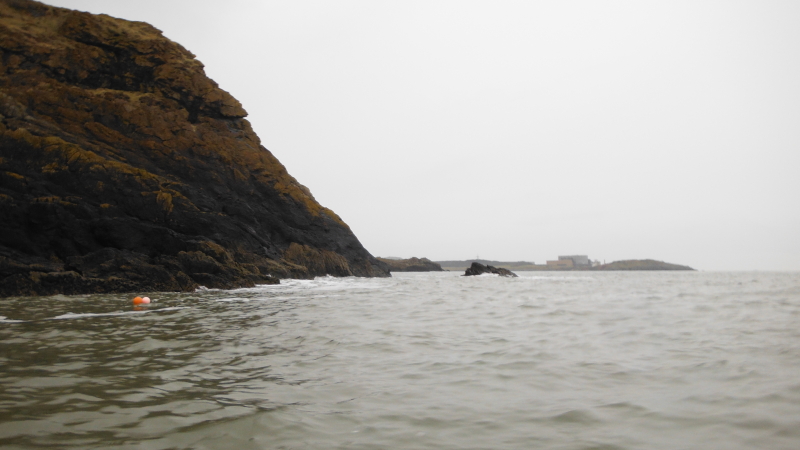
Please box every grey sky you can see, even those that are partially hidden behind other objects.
[43,1,800,270]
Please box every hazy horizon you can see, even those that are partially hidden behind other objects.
[43,1,800,270]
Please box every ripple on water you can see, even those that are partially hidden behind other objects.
[1,272,800,449]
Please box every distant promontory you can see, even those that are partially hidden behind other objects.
[592,260,695,271]
[376,257,444,273]
[436,258,694,271]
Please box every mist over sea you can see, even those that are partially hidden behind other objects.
[2,271,800,449]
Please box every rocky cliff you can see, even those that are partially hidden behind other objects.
[0,0,389,297]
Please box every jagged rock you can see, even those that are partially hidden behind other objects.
[463,262,518,277]
[376,257,444,272]
[0,0,389,297]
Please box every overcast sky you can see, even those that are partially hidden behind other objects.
[45,1,800,270]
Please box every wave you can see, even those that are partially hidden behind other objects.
[1,306,188,323]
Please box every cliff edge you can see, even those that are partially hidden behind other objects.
[0,0,389,297]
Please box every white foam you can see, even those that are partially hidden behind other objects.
[519,276,597,281]
[49,306,187,320]
[276,276,392,292]
[0,315,24,323]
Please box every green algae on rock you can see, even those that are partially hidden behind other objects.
[0,0,389,297]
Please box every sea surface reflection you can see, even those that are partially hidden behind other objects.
[2,272,800,449]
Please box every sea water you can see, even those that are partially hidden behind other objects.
[1,271,800,449]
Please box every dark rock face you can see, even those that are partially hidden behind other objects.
[0,0,389,297]
[463,262,518,277]
[376,257,444,272]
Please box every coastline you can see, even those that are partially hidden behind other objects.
[437,259,695,272]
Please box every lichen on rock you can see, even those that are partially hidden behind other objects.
[0,0,389,297]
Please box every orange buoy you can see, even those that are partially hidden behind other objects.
[132,296,151,305]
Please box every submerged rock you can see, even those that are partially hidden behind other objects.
[376,257,444,272]
[463,262,518,277]
[0,1,388,297]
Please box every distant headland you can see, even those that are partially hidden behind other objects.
[377,257,444,273]
[377,256,694,272]
[434,255,694,272]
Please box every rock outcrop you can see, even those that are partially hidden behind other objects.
[0,0,389,297]
[376,257,444,272]
[463,262,518,277]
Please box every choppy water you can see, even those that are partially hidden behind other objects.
[2,271,800,449]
